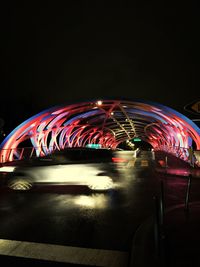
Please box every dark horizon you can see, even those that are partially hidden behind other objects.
[1,3,199,131]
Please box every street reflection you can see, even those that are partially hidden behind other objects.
[74,194,109,209]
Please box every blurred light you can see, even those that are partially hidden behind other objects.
[112,157,128,163]
[8,164,113,191]
[74,194,108,209]
[177,133,182,138]
[86,144,102,149]
[96,100,103,106]
[87,176,113,190]
[132,137,142,142]
[0,166,15,172]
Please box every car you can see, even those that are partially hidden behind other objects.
[3,148,115,191]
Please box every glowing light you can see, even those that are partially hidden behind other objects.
[177,133,182,138]
[0,99,199,165]
[112,157,128,163]
[0,166,16,172]
[85,144,102,149]
[96,100,103,106]
[132,137,142,142]
[74,195,109,208]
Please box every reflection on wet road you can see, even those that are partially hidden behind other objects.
[0,151,159,253]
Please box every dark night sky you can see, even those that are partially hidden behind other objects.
[1,2,199,132]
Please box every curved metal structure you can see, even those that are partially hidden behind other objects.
[0,99,200,163]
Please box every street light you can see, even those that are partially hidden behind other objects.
[96,100,103,106]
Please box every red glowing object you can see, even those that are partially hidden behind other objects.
[0,100,199,164]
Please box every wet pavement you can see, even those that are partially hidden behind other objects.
[0,255,94,267]
[130,151,200,267]
[0,151,160,266]
[0,150,200,266]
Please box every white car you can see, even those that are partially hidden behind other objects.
[5,148,114,191]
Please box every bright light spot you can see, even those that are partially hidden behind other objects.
[74,194,109,209]
[112,157,128,163]
[110,112,114,116]
[0,166,16,172]
[96,100,103,106]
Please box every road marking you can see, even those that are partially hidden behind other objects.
[0,239,128,267]
[140,160,148,167]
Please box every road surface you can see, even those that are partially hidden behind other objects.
[1,150,193,266]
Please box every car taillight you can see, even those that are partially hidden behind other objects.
[112,157,128,163]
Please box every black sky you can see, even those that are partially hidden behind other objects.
[1,2,199,131]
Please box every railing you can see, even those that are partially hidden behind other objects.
[194,151,200,167]
[0,145,200,165]
[0,146,57,163]
[153,174,195,266]
[185,174,192,213]
[154,181,166,266]
[153,145,200,167]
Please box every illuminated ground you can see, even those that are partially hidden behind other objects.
[0,150,199,266]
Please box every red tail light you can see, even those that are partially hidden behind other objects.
[112,157,128,163]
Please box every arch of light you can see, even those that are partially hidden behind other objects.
[0,99,200,163]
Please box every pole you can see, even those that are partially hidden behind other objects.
[160,181,164,228]
[185,174,192,212]
[153,196,160,261]
[165,156,168,168]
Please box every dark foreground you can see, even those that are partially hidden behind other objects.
[0,150,200,266]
